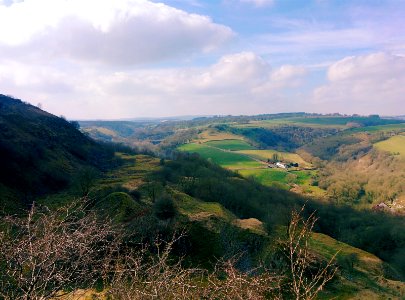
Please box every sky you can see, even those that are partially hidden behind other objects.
[0,0,404,119]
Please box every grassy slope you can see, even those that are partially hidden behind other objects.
[101,153,161,190]
[52,153,404,299]
[178,143,262,169]
[0,95,113,213]
[347,123,405,133]
[130,155,405,299]
[374,135,405,159]
[195,129,245,143]
[239,169,290,189]
[179,134,324,196]
[238,168,325,196]
[310,232,405,300]
[234,119,347,129]
[205,139,256,151]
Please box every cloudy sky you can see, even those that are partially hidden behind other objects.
[0,0,404,119]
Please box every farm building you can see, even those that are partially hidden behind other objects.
[276,162,287,169]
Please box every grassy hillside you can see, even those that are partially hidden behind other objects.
[195,128,245,143]
[347,123,405,133]
[374,135,405,159]
[178,133,322,196]
[2,103,405,299]
[0,95,115,212]
[84,153,405,298]
[3,141,404,299]
[205,139,256,150]
[178,143,262,169]
[43,152,404,299]
[291,115,403,126]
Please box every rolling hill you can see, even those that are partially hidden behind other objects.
[1,99,404,298]
[0,94,114,212]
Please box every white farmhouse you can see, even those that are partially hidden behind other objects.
[276,162,287,169]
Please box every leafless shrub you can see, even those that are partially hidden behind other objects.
[0,201,120,300]
[0,201,337,300]
[106,233,204,300]
[280,206,338,300]
[107,250,283,300]
[204,257,283,300]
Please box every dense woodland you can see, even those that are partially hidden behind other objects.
[217,125,339,151]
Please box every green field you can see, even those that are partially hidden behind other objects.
[374,135,405,159]
[347,123,405,133]
[178,143,262,169]
[292,116,364,125]
[238,169,290,189]
[239,169,313,185]
[178,143,323,193]
[233,117,405,131]
[238,168,325,196]
[233,118,345,129]
[204,139,256,151]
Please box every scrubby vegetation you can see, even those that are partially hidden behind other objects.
[0,199,365,300]
[1,97,405,298]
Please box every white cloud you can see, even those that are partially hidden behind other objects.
[271,65,306,81]
[0,52,307,118]
[193,52,270,92]
[240,0,274,7]
[313,52,405,115]
[254,28,375,56]
[0,0,234,65]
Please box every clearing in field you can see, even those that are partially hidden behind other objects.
[236,149,312,168]
[204,139,256,151]
[374,135,405,159]
[177,143,262,170]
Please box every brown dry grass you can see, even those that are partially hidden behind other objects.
[233,218,266,235]
[195,129,245,143]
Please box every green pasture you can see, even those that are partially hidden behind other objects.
[238,169,289,189]
[238,168,325,196]
[232,118,347,129]
[204,139,256,151]
[239,169,314,185]
[347,123,405,133]
[374,135,405,159]
[178,143,325,195]
[178,143,262,169]
[233,117,405,132]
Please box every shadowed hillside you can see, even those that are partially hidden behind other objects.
[0,95,114,211]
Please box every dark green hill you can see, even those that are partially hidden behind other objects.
[0,94,114,211]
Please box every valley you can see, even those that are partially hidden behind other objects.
[2,0,405,298]
[178,132,323,196]
[1,95,405,299]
